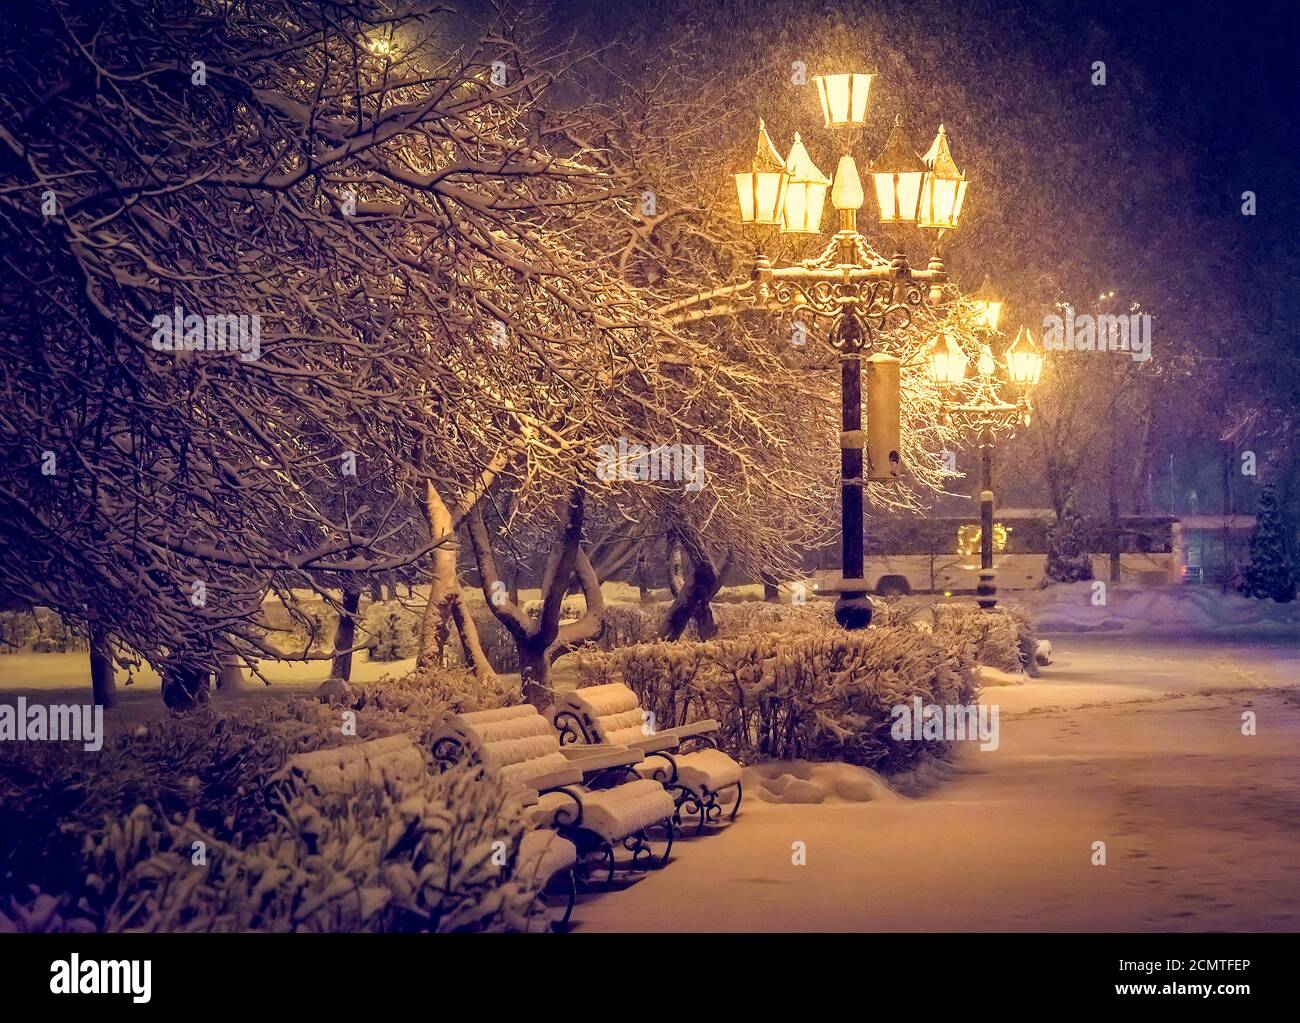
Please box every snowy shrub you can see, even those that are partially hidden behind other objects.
[597,603,659,649]
[930,603,1036,674]
[1043,507,1094,584]
[1240,483,1296,603]
[4,766,547,933]
[362,600,421,661]
[347,667,517,749]
[0,609,38,651]
[0,700,341,909]
[0,678,537,933]
[574,626,977,770]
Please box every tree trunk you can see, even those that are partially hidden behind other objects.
[661,554,718,641]
[666,534,686,598]
[331,588,362,680]
[418,481,461,669]
[761,573,780,603]
[161,658,209,712]
[215,644,251,695]
[89,626,116,708]
[518,641,550,709]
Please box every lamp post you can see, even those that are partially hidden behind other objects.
[660,72,977,630]
[928,321,1044,608]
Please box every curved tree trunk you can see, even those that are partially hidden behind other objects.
[418,481,461,670]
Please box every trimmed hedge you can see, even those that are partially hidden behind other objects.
[929,603,1037,675]
[573,625,978,770]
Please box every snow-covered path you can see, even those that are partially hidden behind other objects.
[574,635,1300,931]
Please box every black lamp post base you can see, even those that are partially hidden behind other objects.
[976,568,998,610]
[834,591,874,630]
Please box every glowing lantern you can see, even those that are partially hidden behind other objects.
[734,119,789,226]
[919,124,969,230]
[869,115,926,226]
[813,73,875,130]
[970,276,1003,332]
[927,330,968,385]
[1006,326,1045,386]
[781,133,831,234]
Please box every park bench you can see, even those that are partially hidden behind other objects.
[552,683,743,835]
[431,705,678,899]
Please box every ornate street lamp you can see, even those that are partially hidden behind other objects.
[658,72,980,630]
[928,312,1045,609]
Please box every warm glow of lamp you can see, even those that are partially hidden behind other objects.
[734,119,789,226]
[1006,326,1044,386]
[813,73,875,129]
[738,120,785,226]
[970,276,1003,332]
[869,115,926,226]
[781,133,830,234]
[919,124,968,230]
[927,330,968,385]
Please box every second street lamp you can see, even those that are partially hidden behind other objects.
[930,317,1045,608]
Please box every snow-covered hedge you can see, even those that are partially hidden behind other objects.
[573,626,978,770]
[0,671,531,933]
[929,603,1037,675]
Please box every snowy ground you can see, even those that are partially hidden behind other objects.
[573,633,1300,932]
[4,613,1299,932]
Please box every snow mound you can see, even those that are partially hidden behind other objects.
[1027,583,1300,635]
[978,665,1026,687]
[744,760,907,805]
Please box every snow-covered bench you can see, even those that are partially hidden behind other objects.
[552,683,743,835]
[431,705,677,900]
[272,734,428,795]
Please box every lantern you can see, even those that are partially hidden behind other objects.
[734,119,789,226]
[919,124,968,230]
[869,115,926,226]
[781,133,831,234]
[1006,326,1045,386]
[970,276,1003,332]
[813,73,875,130]
[927,329,968,385]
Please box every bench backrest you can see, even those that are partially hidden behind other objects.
[432,704,569,787]
[553,682,647,747]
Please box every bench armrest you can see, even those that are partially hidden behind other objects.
[563,745,645,772]
[526,767,586,791]
[665,719,720,742]
[628,732,681,755]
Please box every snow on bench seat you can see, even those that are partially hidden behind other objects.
[655,747,743,792]
[577,779,676,843]
[517,830,578,885]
